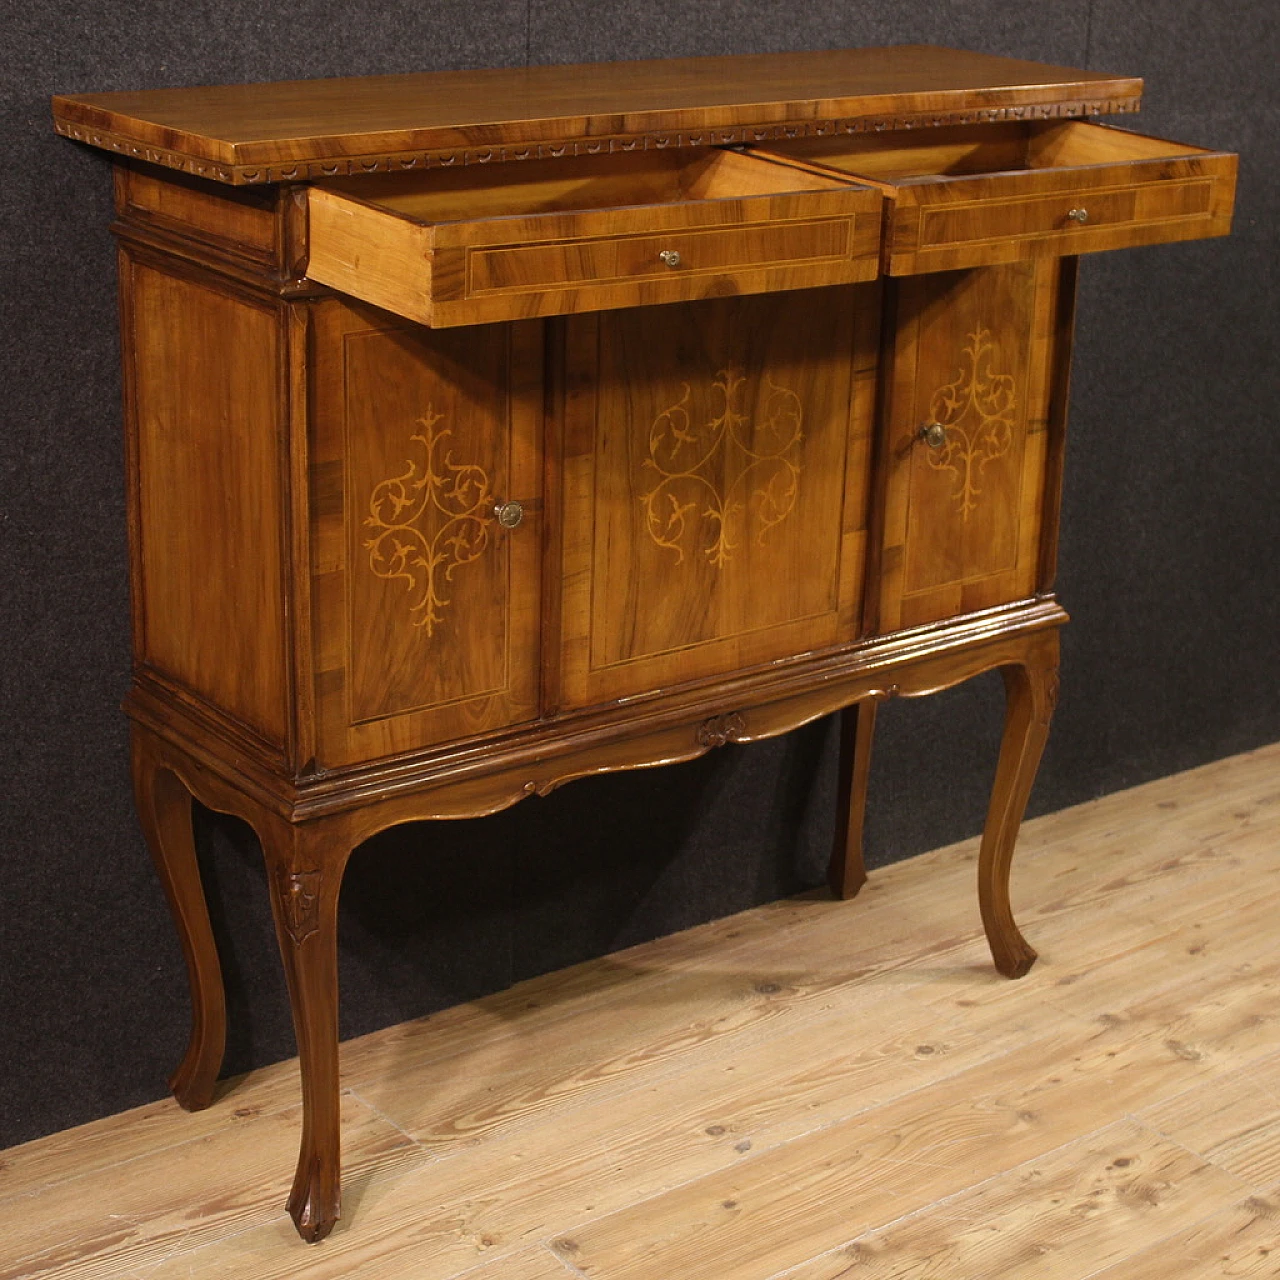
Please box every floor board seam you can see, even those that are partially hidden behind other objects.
[1128,1105,1280,1195]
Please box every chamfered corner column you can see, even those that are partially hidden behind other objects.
[258,813,354,1244]
[827,698,879,899]
[130,726,227,1111]
[978,630,1061,979]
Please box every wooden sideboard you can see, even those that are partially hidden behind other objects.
[52,45,1236,1242]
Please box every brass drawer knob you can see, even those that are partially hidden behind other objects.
[494,500,524,530]
[658,249,682,268]
[1066,207,1090,224]
[920,421,947,449]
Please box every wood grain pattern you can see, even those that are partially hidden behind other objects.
[552,965,1280,1280]
[1086,1198,1280,1279]
[52,46,1143,184]
[876,259,1061,632]
[559,286,878,709]
[782,1121,1247,1279]
[1139,1053,1280,1190]
[117,162,280,267]
[758,120,1237,274]
[309,298,543,769]
[124,252,291,751]
[0,1097,419,1280]
[306,150,881,327]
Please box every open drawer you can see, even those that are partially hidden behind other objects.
[305,148,883,327]
[754,121,1236,275]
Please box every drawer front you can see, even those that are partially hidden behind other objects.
[876,260,1065,632]
[307,180,882,329]
[886,155,1234,276]
[468,216,859,296]
[752,123,1236,278]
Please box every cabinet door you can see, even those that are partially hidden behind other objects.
[310,299,542,768]
[558,287,878,710]
[876,260,1065,632]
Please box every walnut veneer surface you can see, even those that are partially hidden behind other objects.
[53,44,1236,1243]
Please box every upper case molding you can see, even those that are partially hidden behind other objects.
[52,45,1143,186]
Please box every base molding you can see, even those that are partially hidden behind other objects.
[127,597,1066,840]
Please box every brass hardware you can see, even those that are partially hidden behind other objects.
[1066,207,1090,224]
[658,249,682,268]
[494,500,524,529]
[920,421,947,450]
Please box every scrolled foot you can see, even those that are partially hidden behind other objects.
[170,1051,220,1112]
[991,932,1038,980]
[288,1157,341,1243]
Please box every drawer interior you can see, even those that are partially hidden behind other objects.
[314,147,858,226]
[759,121,1215,186]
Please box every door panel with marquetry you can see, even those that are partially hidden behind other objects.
[558,287,878,710]
[876,260,1063,632]
[310,298,542,768]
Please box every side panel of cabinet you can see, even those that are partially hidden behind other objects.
[124,252,291,753]
[310,299,542,768]
[558,287,878,710]
[875,260,1062,632]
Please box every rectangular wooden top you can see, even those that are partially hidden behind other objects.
[52,45,1142,186]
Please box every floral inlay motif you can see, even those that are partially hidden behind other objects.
[363,408,494,637]
[640,366,803,567]
[924,329,1018,520]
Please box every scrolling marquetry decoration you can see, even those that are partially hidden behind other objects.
[364,408,495,638]
[641,366,803,567]
[925,329,1018,521]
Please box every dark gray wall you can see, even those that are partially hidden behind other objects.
[2,2,1276,1149]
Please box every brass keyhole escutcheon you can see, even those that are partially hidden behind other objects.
[494,500,524,530]
[658,249,682,268]
[1066,207,1090,224]
[920,421,947,450]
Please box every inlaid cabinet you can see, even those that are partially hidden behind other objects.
[54,45,1236,1241]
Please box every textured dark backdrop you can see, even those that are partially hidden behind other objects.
[2,2,1276,1149]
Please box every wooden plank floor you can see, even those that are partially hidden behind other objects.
[2,742,1279,1279]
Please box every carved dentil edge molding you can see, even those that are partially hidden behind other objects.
[56,98,1141,185]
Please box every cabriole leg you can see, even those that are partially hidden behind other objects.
[978,638,1060,978]
[131,728,227,1110]
[259,816,351,1243]
[828,698,879,899]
